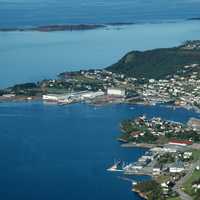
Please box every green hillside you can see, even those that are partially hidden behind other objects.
[107,42,200,79]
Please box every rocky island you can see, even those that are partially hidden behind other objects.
[0,23,134,32]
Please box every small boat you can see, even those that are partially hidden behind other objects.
[107,160,126,172]
[132,181,137,186]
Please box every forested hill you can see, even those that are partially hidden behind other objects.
[106,41,200,79]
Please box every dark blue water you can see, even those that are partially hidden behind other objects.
[0,102,199,200]
[0,0,200,28]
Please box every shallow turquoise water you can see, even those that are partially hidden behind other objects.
[1,21,200,88]
[0,102,199,200]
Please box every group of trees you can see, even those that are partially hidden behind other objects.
[107,46,200,79]
[135,180,165,200]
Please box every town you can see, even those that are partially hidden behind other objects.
[1,60,200,114]
[108,116,200,200]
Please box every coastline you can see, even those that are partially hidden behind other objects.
[120,142,156,149]
[132,188,147,200]
[0,19,195,32]
[0,24,106,32]
[0,22,136,32]
[1,95,200,114]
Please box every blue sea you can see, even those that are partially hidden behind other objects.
[0,102,199,200]
[0,0,200,28]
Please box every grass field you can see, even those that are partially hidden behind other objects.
[192,149,200,161]
[166,197,181,200]
[182,170,200,196]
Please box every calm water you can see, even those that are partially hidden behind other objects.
[0,102,199,200]
[1,20,200,88]
[0,0,200,28]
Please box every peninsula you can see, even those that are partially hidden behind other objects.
[1,41,200,111]
[115,115,200,200]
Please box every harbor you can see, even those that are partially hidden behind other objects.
[107,143,194,175]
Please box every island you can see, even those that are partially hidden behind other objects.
[0,23,134,32]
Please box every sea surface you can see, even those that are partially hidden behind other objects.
[1,20,200,88]
[0,0,200,28]
[0,102,199,200]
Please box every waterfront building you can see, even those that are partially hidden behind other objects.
[187,118,200,130]
[80,91,104,99]
[153,164,162,175]
[42,94,67,102]
[2,94,16,98]
[168,139,193,146]
[107,88,125,97]
[169,161,185,173]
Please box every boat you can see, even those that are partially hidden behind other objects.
[132,181,137,186]
[107,160,126,172]
[57,98,73,105]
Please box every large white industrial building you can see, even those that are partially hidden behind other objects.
[107,88,126,97]
[80,91,104,99]
[42,91,105,103]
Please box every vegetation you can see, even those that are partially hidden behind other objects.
[192,149,200,161]
[165,129,200,142]
[120,116,200,144]
[135,180,165,200]
[158,153,175,164]
[119,120,158,143]
[8,82,42,96]
[166,197,181,200]
[107,45,200,79]
[182,170,200,200]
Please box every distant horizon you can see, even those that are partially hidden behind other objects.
[1,0,200,28]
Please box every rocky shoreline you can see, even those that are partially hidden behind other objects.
[132,188,147,200]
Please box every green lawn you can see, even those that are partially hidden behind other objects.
[182,170,200,196]
[192,149,200,161]
[166,197,181,200]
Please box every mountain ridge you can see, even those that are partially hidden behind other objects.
[106,41,200,79]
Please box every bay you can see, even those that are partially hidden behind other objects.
[0,102,199,200]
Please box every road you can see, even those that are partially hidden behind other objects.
[173,161,199,200]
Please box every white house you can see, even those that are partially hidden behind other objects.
[153,164,162,175]
[81,91,104,99]
[42,94,65,101]
[169,161,184,173]
[183,152,192,159]
[107,88,125,97]
[2,94,16,98]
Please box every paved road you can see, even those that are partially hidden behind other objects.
[173,161,199,200]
